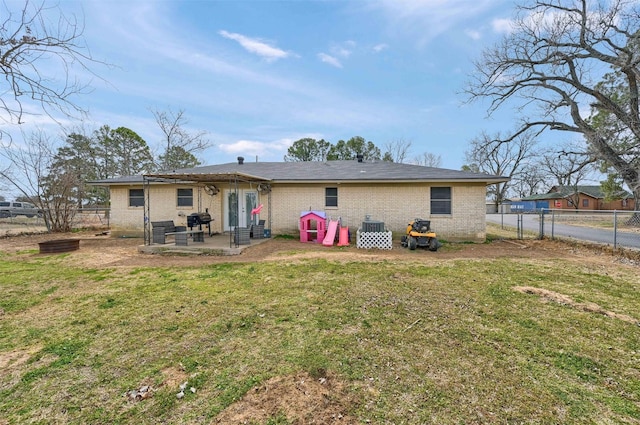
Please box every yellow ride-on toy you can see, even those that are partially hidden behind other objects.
[400,218,439,251]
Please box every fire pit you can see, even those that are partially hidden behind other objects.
[38,239,80,254]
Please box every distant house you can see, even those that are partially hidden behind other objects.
[515,185,635,211]
[90,158,509,242]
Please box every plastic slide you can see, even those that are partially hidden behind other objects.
[322,220,339,246]
[337,226,349,246]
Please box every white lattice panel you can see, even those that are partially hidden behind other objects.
[356,230,393,250]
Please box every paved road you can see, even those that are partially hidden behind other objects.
[486,213,640,250]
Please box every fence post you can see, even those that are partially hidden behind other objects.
[613,210,617,250]
[517,214,523,239]
[539,209,545,239]
[551,210,555,240]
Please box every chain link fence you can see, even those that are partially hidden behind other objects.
[0,208,110,237]
[487,210,640,250]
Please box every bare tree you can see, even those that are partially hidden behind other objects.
[0,129,78,231]
[152,108,211,170]
[416,152,442,167]
[511,163,548,198]
[465,0,640,211]
[383,139,412,163]
[0,0,104,132]
[541,143,596,209]
[465,130,538,209]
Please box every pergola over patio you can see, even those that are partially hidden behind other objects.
[142,171,272,247]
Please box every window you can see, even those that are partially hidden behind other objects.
[129,189,144,207]
[582,198,589,207]
[325,187,338,207]
[430,187,451,215]
[177,188,193,207]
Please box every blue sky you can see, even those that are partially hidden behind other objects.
[10,0,525,170]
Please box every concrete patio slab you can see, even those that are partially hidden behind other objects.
[138,232,272,255]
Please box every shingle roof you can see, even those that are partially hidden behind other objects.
[90,160,509,185]
[552,185,605,198]
[520,193,565,201]
[521,185,632,201]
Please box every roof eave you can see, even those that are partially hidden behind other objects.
[90,177,510,186]
[274,178,510,184]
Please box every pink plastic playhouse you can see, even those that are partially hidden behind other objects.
[299,211,326,243]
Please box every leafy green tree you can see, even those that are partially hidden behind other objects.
[102,126,154,176]
[284,138,331,161]
[461,163,480,173]
[327,136,381,161]
[44,126,152,208]
[158,146,200,170]
[50,132,108,206]
[600,172,627,202]
[588,71,640,204]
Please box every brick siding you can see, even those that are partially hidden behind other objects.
[109,182,489,242]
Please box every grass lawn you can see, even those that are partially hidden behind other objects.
[1,238,639,424]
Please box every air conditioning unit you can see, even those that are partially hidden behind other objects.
[361,220,385,233]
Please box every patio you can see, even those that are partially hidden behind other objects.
[138,232,272,256]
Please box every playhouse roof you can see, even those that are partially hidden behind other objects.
[300,211,326,218]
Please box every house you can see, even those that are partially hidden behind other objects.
[90,158,509,243]
[515,185,635,211]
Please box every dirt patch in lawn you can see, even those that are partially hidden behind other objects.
[213,372,358,424]
[514,286,640,325]
[2,231,638,270]
[0,345,41,371]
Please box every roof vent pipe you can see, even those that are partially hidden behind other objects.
[237,156,244,165]
[356,154,364,163]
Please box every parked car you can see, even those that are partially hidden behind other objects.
[0,201,43,218]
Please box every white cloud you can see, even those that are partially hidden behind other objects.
[492,8,599,35]
[367,0,499,46]
[491,17,515,34]
[218,138,292,160]
[317,53,343,68]
[218,30,292,62]
[373,43,388,53]
[331,40,356,58]
[464,29,482,40]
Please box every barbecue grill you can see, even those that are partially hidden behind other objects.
[188,211,213,236]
